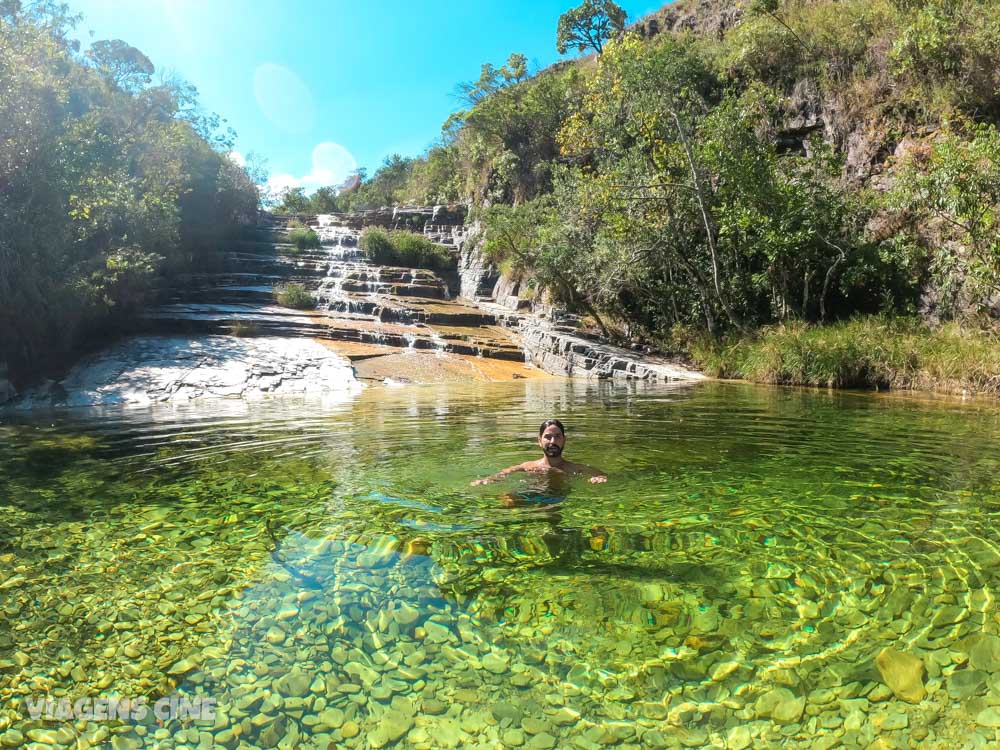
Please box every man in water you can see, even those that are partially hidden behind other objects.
[471,418,608,486]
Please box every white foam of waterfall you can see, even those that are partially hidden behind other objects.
[429,331,447,358]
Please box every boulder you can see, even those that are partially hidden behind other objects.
[875,647,926,703]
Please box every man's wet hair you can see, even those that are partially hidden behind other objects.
[538,418,566,436]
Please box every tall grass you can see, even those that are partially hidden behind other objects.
[273,283,316,310]
[359,228,453,270]
[283,221,321,251]
[691,317,1000,395]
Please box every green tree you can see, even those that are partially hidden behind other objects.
[85,39,154,92]
[335,155,413,211]
[553,35,886,334]
[0,3,259,385]
[888,123,1000,315]
[556,0,627,56]
[308,185,341,213]
[458,52,530,105]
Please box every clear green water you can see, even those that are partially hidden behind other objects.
[1,381,999,750]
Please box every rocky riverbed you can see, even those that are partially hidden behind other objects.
[1,483,997,750]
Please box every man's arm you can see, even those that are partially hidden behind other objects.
[471,462,528,486]
[573,462,608,484]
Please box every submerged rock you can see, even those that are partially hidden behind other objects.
[755,687,805,723]
[875,647,926,703]
[969,635,1000,674]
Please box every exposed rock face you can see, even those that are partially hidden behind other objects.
[12,336,362,408]
[635,0,745,38]
[282,205,468,237]
[492,275,531,311]
[515,317,704,382]
[457,223,500,301]
[456,228,703,382]
[779,78,827,154]
[475,300,703,382]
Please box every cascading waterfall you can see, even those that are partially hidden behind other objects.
[53,206,537,406]
[430,330,447,358]
[403,332,417,354]
[269,212,525,366]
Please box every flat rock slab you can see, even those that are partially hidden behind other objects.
[12,335,362,409]
[475,301,705,382]
[350,351,549,384]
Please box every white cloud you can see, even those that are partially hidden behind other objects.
[265,141,358,196]
[227,151,246,167]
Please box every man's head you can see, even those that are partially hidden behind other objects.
[538,418,566,459]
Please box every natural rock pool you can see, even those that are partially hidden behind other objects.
[1,381,998,749]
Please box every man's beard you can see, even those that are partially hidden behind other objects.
[544,445,563,457]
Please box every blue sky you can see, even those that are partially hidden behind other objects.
[70,0,663,194]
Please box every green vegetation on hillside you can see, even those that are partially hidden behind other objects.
[0,2,260,385]
[283,0,999,391]
[359,229,454,271]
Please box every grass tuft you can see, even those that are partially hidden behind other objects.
[273,283,316,310]
[689,317,1000,396]
[283,221,321,251]
[359,228,454,270]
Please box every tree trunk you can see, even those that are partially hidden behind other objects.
[671,111,746,332]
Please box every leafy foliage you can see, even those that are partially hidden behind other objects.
[556,0,627,55]
[85,39,153,92]
[888,122,1000,315]
[426,0,1000,347]
[0,2,259,384]
[284,222,321,250]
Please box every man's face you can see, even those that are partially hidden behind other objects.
[538,425,565,458]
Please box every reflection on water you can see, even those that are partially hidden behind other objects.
[1,381,999,749]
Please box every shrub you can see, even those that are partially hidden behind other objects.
[392,232,453,269]
[358,228,396,265]
[284,223,321,250]
[359,228,454,270]
[274,283,316,309]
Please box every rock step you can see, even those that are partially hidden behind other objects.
[137,312,523,362]
[163,283,448,306]
[131,218,538,373]
[323,298,496,327]
[333,282,446,300]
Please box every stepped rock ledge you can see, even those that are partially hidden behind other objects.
[4,208,702,407]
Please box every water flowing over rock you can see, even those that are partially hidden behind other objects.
[6,208,703,407]
[6,212,540,407]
